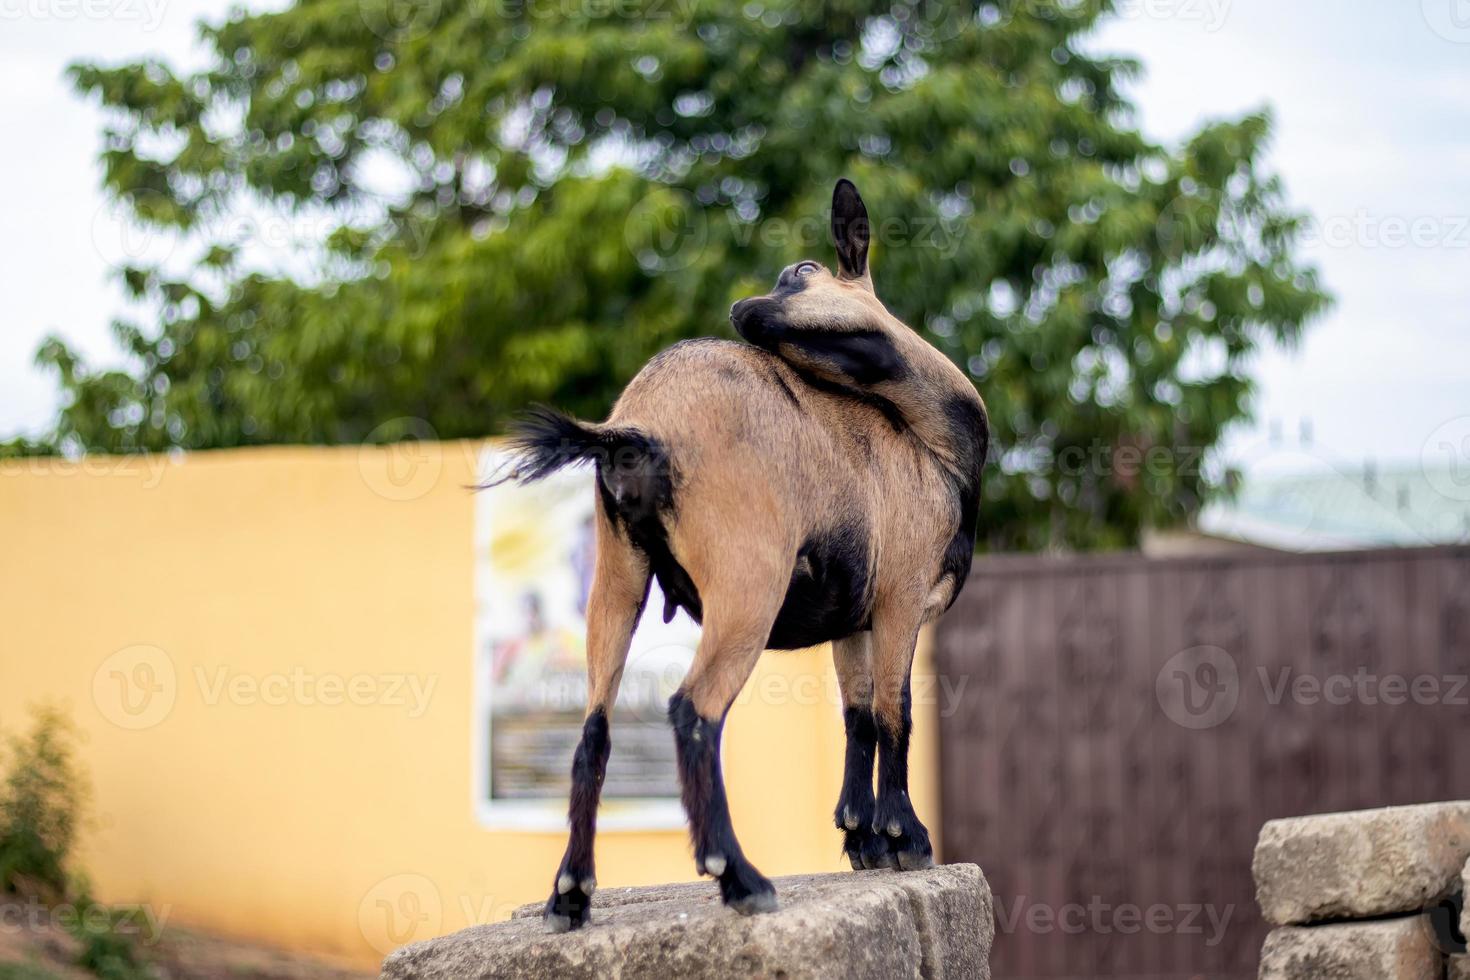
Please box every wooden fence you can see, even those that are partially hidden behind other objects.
[933,545,1470,978]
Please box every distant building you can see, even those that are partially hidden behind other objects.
[1146,465,1470,554]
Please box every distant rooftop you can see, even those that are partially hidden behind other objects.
[1196,464,1470,551]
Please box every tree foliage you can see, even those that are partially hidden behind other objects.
[27,0,1328,549]
[0,707,88,900]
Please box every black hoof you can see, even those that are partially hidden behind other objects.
[729,889,779,915]
[717,858,777,915]
[873,796,933,872]
[544,872,596,933]
[843,824,893,870]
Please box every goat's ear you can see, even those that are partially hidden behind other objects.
[831,178,870,282]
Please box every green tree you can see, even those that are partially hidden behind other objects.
[28,0,1328,549]
[0,707,88,900]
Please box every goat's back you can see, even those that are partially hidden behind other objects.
[603,339,962,647]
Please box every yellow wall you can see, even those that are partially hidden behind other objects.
[0,444,938,967]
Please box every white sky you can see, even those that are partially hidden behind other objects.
[2,0,1467,477]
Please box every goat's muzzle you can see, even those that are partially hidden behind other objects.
[730,296,784,347]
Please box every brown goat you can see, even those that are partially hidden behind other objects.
[491,179,989,930]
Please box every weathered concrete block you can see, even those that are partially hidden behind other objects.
[1253,802,1470,925]
[1463,855,1470,943]
[381,865,991,980]
[1258,916,1440,980]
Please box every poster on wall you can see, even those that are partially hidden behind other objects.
[473,448,699,829]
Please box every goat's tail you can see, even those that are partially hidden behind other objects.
[479,406,664,489]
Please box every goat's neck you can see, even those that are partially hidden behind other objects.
[878,336,988,481]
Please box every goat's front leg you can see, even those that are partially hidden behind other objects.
[831,632,891,869]
[869,609,933,871]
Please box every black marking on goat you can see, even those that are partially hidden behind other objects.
[789,366,908,434]
[772,264,814,297]
[832,178,871,280]
[937,394,990,610]
[594,474,702,626]
[668,692,775,909]
[763,362,802,409]
[781,329,908,386]
[492,405,703,628]
[766,522,874,651]
[731,296,909,387]
[729,296,788,349]
[835,705,888,869]
[486,406,662,489]
[544,707,609,930]
[872,677,932,868]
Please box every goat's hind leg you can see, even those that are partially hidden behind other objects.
[870,607,934,871]
[668,575,784,914]
[544,507,649,933]
[832,632,891,869]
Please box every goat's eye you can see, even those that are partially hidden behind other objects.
[795,261,820,277]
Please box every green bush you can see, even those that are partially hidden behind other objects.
[0,707,88,900]
[70,905,153,980]
[0,962,65,980]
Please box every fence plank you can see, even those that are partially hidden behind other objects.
[935,546,1470,979]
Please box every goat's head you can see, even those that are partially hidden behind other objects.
[730,179,912,387]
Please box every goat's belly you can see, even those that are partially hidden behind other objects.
[765,527,874,651]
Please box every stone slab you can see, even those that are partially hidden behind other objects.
[1259,916,1440,980]
[381,865,992,980]
[1253,802,1470,925]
